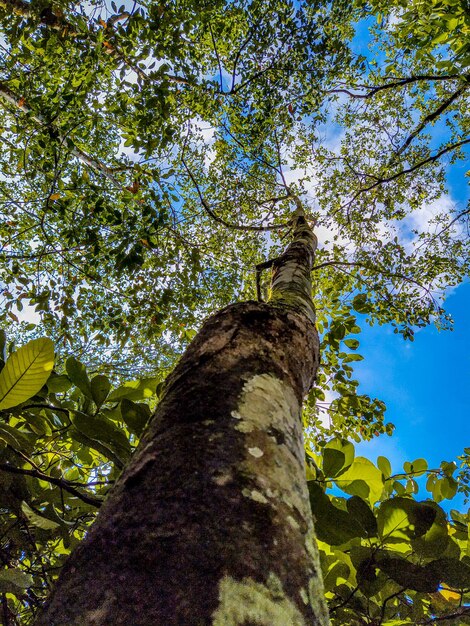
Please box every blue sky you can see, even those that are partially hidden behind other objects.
[355,160,469,508]
[356,281,469,472]
[346,9,469,510]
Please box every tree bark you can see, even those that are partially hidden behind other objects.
[36,212,329,626]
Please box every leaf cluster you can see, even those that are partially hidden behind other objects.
[308,437,470,625]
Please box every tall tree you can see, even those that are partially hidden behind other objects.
[0,0,469,623]
[36,207,333,625]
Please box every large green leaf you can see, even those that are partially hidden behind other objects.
[47,373,72,394]
[120,398,151,436]
[377,497,446,555]
[335,457,384,504]
[431,557,470,589]
[0,338,54,410]
[411,501,449,557]
[108,377,159,402]
[346,496,378,537]
[0,423,34,453]
[308,481,363,545]
[322,438,355,478]
[376,557,440,593]
[72,411,132,459]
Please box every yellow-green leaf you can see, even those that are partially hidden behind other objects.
[335,457,384,504]
[0,338,54,410]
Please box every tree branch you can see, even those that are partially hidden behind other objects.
[311,259,435,300]
[420,606,470,624]
[0,462,103,507]
[341,137,470,210]
[0,82,122,187]
[327,74,465,99]
[392,83,468,160]
[209,22,224,93]
[182,159,288,232]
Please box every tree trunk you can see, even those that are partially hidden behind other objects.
[36,212,329,626]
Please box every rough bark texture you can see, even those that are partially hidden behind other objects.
[36,302,327,626]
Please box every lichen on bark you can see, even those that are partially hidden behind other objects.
[212,574,308,626]
[269,207,317,324]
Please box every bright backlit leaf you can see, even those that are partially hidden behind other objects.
[0,338,54,410]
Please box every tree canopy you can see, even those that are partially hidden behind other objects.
[0,0,469,623]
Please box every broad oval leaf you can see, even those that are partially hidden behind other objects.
[377,455,392,478]
[47,373,72,393]
[108,377,159,402]
[431,556,470,589]
[347,496,378,537]
[21,501,60,531]
[377,497,438,547]
[0,338,54,410]
[91,374,111,407]
[308,481,363,545]
[335,457,384,504]
[72,411,131,459]
[322,438,355,478]
[66,356,92,398]
[377,557,440,593]
[120,398,151,436]
[411,500,449,557]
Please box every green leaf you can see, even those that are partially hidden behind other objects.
[377,497,442,552]
[91,374,111,407]
[72,411,131,459]
[322,560,351,592]
[440,476,458,500]
[331,322,346,340]
[0,568,33,593]
[47,373,72,393]
[0,423,34,452]
[346,496,378,537]
[410,458,428,474]
[322,438,355,477]
[411,501,449,558]
[120,398,151,436]
[0,338,54,410]
[66,357,92,398]
[431,557,470,589]
[343,353,364,363]
[377,557,440,592]
[308,481,363,545]
[335,457,384,504]
[21,501,60,530]
[377,456,392,478]
[352,294,371,313]
[108,377,159,402]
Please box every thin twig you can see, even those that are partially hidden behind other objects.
[181,159,288,232]
[327,74,465,99]
[209,22,224,93]
[340,137,470,211]
[391,84,468,161]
